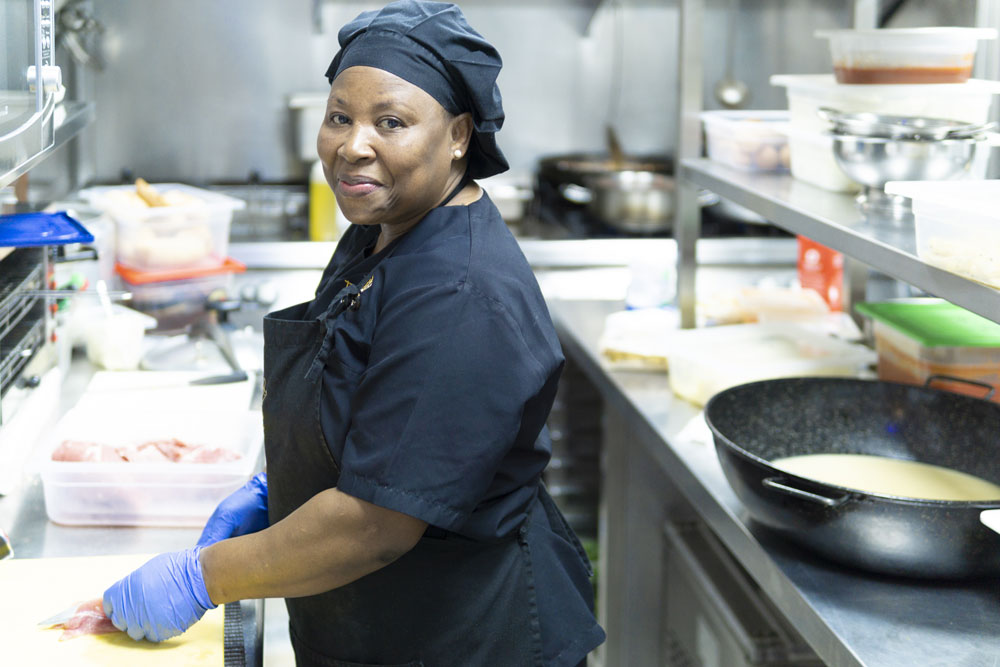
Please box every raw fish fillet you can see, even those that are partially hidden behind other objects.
[55,599,120,640]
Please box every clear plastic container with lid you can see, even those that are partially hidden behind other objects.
[663,322,875,406]
[883,180,1000,288]
[39,407,262,526]
[81,183,246,272]
[856,299,1000,403]
[815,28,997,84]
[116,257,246,333]
[701,110,790,172]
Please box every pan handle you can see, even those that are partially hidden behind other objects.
[924,374,996,400]
[762,477,852,508]
[981,510,1000,536]
[558,183,593,205]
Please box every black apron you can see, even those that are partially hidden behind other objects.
[262,184,567,667]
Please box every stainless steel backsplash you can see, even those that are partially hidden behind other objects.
[37,0,978,190]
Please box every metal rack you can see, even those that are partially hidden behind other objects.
[672,0,1000,328]
[0,248,47,419]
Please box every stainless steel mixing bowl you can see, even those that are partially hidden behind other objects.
[831,133,984,220]
[831,134,982,188]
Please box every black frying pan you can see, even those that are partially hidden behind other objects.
[704,377,1000,579]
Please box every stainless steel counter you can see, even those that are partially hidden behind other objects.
[549,298,1000,667]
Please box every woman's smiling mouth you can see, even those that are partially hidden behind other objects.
[337,175,382,197]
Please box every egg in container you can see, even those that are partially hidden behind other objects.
[701,110,790,172]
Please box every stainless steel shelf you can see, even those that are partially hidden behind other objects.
[0,101,94,191]
[681,157,1000,324]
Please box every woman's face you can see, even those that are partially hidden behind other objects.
[318,66,469,229]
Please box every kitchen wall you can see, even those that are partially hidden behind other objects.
[31,0,981,197]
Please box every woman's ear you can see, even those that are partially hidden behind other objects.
[450,112,474,155]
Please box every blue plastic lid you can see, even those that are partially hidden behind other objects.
[0,211,95,247]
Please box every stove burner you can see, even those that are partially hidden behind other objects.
[527,179,791,240]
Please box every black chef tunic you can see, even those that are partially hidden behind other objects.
[291,191,604,665]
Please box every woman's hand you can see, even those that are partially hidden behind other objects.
[196,472,269,547]
[102,547,216,642]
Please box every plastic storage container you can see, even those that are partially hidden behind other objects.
[83,305,158,371]
[770,74,1000,191]
[663,322,875,406]
[781,126,859,192]
[883,180,1000,288]
[701,110,790,172]
[856,299,1000,403]
[81,183,245,272]
[116,257,245,332]
[815,28,997,84]
[39,408,263,526]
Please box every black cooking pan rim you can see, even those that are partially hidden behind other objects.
[704,376,1000,509]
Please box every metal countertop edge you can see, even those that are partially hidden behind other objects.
[230,237,797,271]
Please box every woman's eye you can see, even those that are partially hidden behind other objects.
[329,113,349,126]
[378,117,403,130]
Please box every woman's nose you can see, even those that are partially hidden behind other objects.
[338,124,376,162]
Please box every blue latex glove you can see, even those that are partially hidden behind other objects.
[196,472,269,548]
[102,547,216,642]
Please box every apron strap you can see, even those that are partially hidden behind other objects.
[304,281,362,382]
[303,171,471,383]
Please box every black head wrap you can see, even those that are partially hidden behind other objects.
[325,0,509,179]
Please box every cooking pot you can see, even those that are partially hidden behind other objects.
[536,153,717,234]
[704,376,1000,579]
[536,152,673,186]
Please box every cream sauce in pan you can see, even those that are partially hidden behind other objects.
[770,453,1000,501]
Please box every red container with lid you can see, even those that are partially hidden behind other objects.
[116,257,245,333]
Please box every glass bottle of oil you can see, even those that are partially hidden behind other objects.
[309,160,341,242]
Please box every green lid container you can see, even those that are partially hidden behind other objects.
[856,298,1000,367]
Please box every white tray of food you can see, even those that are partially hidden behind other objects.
[38,407,262,526]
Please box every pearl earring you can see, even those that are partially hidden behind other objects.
[453,149,463,159]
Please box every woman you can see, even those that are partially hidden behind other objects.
[102,2,605,665]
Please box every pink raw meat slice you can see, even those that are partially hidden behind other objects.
[56,599,120,640]
[180,446,242,463]
[150,438,190,462]
[52,438,242,464]
[51,441,126,463]
[119,441,173,463]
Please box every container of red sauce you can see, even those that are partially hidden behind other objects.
[816,28,996,85]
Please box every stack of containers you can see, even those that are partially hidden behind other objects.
[81,183,247,332]
[771,27,1000,192]
[856,298,1000,404]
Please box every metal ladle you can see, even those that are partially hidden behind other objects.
[714,0,749,109]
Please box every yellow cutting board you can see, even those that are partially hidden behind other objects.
[0,553,224,665]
